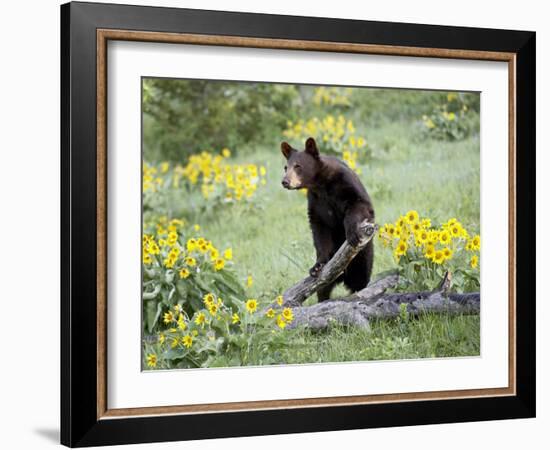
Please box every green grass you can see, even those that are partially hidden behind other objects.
[153,118,480,363]
[278,314,480,364]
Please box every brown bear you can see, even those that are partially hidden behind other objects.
[281,137,375,301]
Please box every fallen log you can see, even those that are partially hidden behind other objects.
[289,272,480,330]
[279,221,480,330]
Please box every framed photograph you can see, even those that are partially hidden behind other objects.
[61,1,535,447]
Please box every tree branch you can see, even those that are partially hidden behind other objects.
[282,220,378,307]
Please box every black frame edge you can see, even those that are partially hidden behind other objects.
[514,32,536,417]
[60,2,71,447]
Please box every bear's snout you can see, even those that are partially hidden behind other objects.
[281,179,290,189]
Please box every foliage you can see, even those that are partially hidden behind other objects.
[421,92,479,141]
[142,217,246,334]
[144,294,297,369]
[378,210,480,292]
[143,78,299,162]
[354,88,479,125]
[312,87,353,108]
[142,216,298,370]
[143,150,267,216]
[283,115,368,172]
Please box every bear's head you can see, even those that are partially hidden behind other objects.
[280,137,321,190]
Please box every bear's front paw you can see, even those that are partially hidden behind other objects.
[309,262,325,278]
[346,228,361,247]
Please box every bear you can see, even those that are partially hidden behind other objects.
[281,137,375,302]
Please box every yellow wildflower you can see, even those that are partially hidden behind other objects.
[208,303,219,316]
[214,258,225,271]
[186,238,197,252]
[167,231,178,246]
[148,241,160,255]
[209,247,220,261]
[449,223,463,238]
[442,247,453,260]
[439,230,451,245]
[282,307,294,323]
[203,293,215,306]
[182,335,193,349]
[195,312,206,326]
[146,354,157,368]
[425,245,435,260]
[395,240,408,256]
[406,210,419,224]
[433,250,445,265]
[177,314,187,331]
[246,299,258,314]
[163,311,174,324]
[417,230,429,245]
[470,255,479,269]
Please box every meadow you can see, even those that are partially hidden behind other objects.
[141,81,480,369]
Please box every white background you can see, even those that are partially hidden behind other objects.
[0,0,546,449]
[108,42,509,408]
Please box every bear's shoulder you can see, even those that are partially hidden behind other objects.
[318,155,368,196]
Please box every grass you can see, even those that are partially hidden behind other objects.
[153,117,480,363]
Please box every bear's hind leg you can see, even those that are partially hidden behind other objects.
[343,241,374,293]
[317,282,336,302]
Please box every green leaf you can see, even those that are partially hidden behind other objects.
[162,348,187,360]
[146,301,163,333]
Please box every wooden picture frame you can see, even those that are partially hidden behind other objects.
[61,1,535,447]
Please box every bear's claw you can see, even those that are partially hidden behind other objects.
[309,262,325,278]
[346,230,361,247]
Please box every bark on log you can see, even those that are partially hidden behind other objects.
[289,272,480,330]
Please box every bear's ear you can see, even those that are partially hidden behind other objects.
[304,137,320,159]
[281,142,295,159]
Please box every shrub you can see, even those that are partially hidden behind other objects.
[143,293,297,369]
[312,87,353,108]
[421,92,478,141]
[142,217,245,334]
[143,78,299,162]
[378,210,480,292]
[143,149,267,215]
[283,115,368,173]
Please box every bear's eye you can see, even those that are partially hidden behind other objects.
[284,165,287,171]
[294,164,301,169]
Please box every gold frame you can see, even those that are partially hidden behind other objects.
[96,29,516,420]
